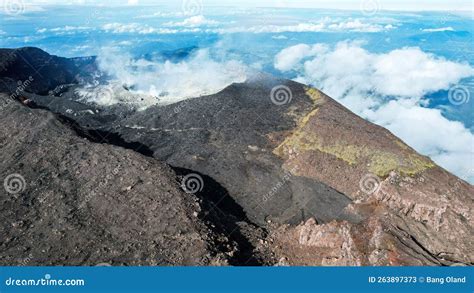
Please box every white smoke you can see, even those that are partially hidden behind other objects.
[85,48,247,108]
[275,41,474,183]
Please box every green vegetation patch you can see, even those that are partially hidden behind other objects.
[273,88,435,177]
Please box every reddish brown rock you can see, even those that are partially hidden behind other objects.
[270,88,473,266]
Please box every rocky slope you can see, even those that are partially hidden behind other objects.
[0,47,96,95]
[1,47,472,266]
[0,94,274,266]
[268,87,473,266]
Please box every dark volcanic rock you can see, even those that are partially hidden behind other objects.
[0,94,234,266]
[120,77,355,226]
[32,78,473,266]
[28,76,355,227]
[2,48,473,266]
[0,47,96,95]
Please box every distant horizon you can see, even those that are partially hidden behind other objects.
[11,0,474,12]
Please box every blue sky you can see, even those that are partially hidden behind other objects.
[20,0,474,11]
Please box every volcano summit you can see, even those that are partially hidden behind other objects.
[0,47,472,266]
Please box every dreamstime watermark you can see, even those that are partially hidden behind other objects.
[359,173,381,195]
[2,0,25,16]
[360,0,380,16]
[3,173,26,195]
[74,84,114,105]
[172,97,191,116]
[19,253,34,266]
[0,96,15,112]
[181,173,204,194]
[84,8,100,26]
[448,85,470,105]
[262,168,296,203]
[97,85,114,102]
[5,274,85,287]
[9,76,34,100]
[181,0,203,16]
[270,85,293,106]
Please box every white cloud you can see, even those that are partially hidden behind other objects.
[272,35,288,40]
[327,19,391,33]
[92,48,247,107]
[286,42,473,98]
[0,3,45,14]
[37,26,91,34]
[102,23,155,34]
[274,44,326,71]
[135,11,182,19]
[275,41,474,182]
[117,40,133,46]
[371,47,473,97]
[70,45,91,52]
[164,15,219,27]
[366,100,474,183]
[222,23,325,33]
[101,23,184,34]
[422,27,455,32]
[216,19,393,34]
[35,16,395,36]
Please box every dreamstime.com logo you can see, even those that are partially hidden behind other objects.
[5,274,85,287]
[3,173,26,195]
[181,0,203,16]
[9,76,34,101]
[448,85,470,105]
[181,173,204,194]
[360,0,380,16]
[262,168,297,203]
[270,85,293,106]
[2,0,26,16]
[359,173,381,195]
